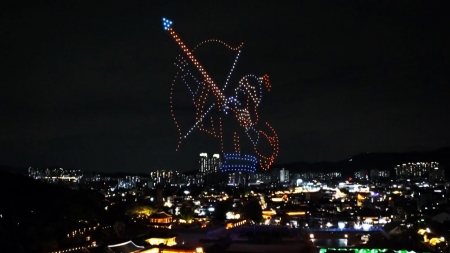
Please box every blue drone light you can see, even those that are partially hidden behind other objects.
[162,18,173,30]
[221,153,258,173]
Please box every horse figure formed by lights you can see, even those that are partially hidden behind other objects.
[163,18,279,171]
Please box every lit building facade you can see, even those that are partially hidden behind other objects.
[199,153,209,176]
[295,171,341,181]
[227,172,248,185]
[148,211,172,229]
[395,162,440,178]
[354,170,368,180]
[429,166,445,182]
[251,173,272,184]
[370,169,390,179]
[149,170,180,186]
[28,167,83,183]
[198,153,222,185]
[280,168,289,183]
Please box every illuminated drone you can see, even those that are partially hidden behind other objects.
[163,18,279,171]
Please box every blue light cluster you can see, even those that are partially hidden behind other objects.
[224,96,240,115]
[221,153,257,173]
[224,153,257,162]
[162,18,173,30]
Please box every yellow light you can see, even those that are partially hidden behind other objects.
[262,210,276,215]
[286,211,305,216]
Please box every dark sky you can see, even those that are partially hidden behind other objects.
[1,1,449,173]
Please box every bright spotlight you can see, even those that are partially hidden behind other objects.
[345,234,348,238]
[338,222,345,229]
[309,234,314,239]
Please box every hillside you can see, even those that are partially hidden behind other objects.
[274,147,450,176]
[0,171,107,252]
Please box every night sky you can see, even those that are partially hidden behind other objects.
[1,1,449,173]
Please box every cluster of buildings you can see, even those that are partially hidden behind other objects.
[27,153,446,191]
[26,154,450,253]
[395,162,445,181]
[194,154,446,186]
[28,167,83,183]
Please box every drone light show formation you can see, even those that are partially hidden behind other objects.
[163,18,279,172]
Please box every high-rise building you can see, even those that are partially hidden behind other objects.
[149,170,180,186]
[280,168,289,183]
[395,162,439,178]
[227,172,248,185]
[198,153,222,185]
[199,153,209,176]
[210,154,221,174]
[429,166,445,182]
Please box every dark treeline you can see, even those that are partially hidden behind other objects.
[0,171,109,253]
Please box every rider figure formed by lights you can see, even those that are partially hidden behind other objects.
[163,18,279,181]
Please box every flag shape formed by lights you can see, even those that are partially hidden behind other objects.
[163,18,279,171]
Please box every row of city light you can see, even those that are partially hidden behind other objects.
[224,153,258,161]
[222,153,257,173]
[319,248,429,253]
[225,219,247,229]
[67,225,112,238]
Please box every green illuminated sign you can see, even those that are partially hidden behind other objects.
[319,248,430,253]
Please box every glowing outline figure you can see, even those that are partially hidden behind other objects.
[164,18,279,170]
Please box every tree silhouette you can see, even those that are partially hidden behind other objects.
[243,199,262,223]
[113,221,126,237]
[214,200,231,222]
[0,172,108,252]
[126,204,155,218]
[179,204,195,222]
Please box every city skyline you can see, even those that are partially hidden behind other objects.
[1,1,449,173]
[5,147,450,175]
